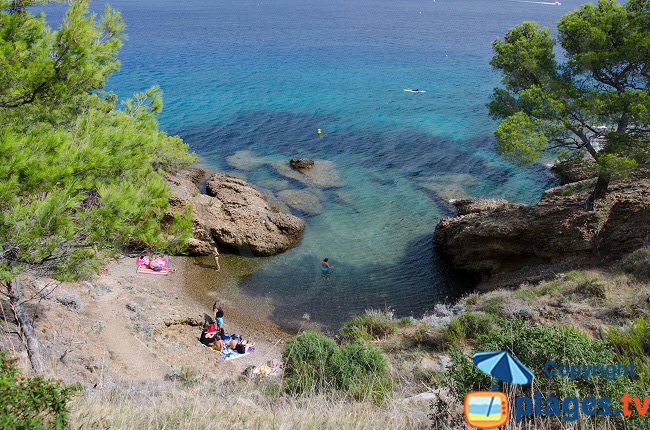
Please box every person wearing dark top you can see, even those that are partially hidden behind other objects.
[212,300,224,328]
[199,322,220,347]
[228,335,254,354]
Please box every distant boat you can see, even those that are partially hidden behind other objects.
[404,88,426,93]
[507,0,561,4]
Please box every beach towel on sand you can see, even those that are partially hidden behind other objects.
[135,256,171,275]
[216,346,255,361]
[136,266,171,275]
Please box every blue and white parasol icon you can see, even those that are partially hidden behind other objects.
[472,351,534,385]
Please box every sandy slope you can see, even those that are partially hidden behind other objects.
[2,256,291,386]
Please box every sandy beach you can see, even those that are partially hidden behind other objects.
[6,255,296,385]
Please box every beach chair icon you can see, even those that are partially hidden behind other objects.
[464,391,508,429]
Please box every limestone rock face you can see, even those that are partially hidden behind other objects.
[451,199,509,216]
[167,169,304,256]
[435,170,650,290]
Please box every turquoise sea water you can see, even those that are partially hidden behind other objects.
[43,0,579,327]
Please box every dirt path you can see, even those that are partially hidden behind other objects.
[19,256,292,386]
[90,282,169,381]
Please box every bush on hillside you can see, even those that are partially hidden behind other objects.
[0,351,79,429]
[607,318,650,385]
[621,248,650,281]
[282,331,391,403]
[443,311,498,347]
[339,314,397,341]
[442,317,647,428]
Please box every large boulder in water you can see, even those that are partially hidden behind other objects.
[274,160,343,188]
[166,170,304,256]
[435,170,650,291]
[289,158,315,171]
[277,189,323,215]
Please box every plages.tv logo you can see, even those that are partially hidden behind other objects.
[464,351,534,429]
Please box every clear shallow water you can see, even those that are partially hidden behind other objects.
[42,0,578,327]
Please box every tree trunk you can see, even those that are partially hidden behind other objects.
[5,278,44,374]
[585,173,611,211]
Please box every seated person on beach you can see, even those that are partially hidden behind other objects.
[148,255,164,272]
[228,335,254,354]
[321,258,334,273]
[212,300,224,328]
[199,322,221,347]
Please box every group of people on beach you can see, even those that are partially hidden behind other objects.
[199,300,254,354]
[196,251,334,354]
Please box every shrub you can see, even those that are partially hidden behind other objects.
[463,292,480,306]
[0,351,79,429]
[479,297,505,316]
[398,317,414,327]
[512,288,536,303]
[572,277,607,300]
[442,317,646,428]
[621,248,650,281]
[534,280,564,296]
[606,318,650,385]
[282,331,391,403]
[339,314,397,341]
[443,312,498,347]
[282,331,338,395]
[330,342,391,403]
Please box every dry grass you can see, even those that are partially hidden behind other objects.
[70,379,432,430]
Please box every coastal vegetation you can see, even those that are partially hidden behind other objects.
[489,0,649,202]
[0,0,194,373]
[0,0,648,429]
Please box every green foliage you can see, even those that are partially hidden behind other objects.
[281,331,391,403]
[339,314,397,341]
[480,297,505,317]
[398,316,414,327]
[443,311,498,347]
[596,153,638,177]
[443,317,646,427]
[620,247,650,280]
[0,351,79,429]
[330,342,391,403]
[489,0,649,173]
[0,2,196,282]
[411,324,449,351]
[282,331,339,395]
[606,318,650,385]
[494,111,548,165]
[513,288,537,303]
[0,0,124,120]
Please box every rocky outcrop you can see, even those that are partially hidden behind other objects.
[435,170,650,291]
[289,158,315,171]
[166,169,304,256]
[277,189,323,215]
[451,199,509,216]
[550,156,597,184]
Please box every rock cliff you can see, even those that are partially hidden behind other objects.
[435,170,650,290]
[166,168,304,256]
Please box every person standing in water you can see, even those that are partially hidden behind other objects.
[321,258,334,273]
[212,246,221,271]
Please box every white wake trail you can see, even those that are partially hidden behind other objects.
[506,0,561,5]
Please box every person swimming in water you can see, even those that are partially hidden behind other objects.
[321,258,334,273]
